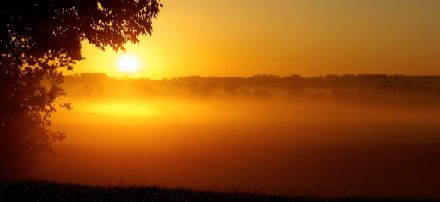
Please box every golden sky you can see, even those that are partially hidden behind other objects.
[73,0,440,79]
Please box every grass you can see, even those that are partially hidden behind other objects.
[0,180,436,202]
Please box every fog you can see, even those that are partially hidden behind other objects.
[24,75,440,197]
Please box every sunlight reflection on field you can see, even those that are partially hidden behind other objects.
[85,101,160,117]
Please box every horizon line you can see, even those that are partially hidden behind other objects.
[67,72,440,80]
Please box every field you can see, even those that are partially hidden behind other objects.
[7,75,440,198]
[28,96,439,197]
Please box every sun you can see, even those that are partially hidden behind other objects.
[118,55,140,73]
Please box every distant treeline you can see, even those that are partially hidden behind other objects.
[63,73,440,105]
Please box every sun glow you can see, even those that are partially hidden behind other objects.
[118,55,140,73]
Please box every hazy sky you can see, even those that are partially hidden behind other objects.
[73,0,440,78]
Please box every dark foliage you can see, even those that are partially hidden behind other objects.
[0,0,161,176]
[1,180,435,202]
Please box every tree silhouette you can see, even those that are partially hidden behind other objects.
[0,0,161,177]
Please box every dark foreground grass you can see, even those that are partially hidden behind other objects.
[0,180,436,202]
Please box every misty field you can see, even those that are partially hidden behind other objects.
[11,75,440,198]
[22,99,440,198]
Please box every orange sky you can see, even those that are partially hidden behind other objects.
[73,0,440,79]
